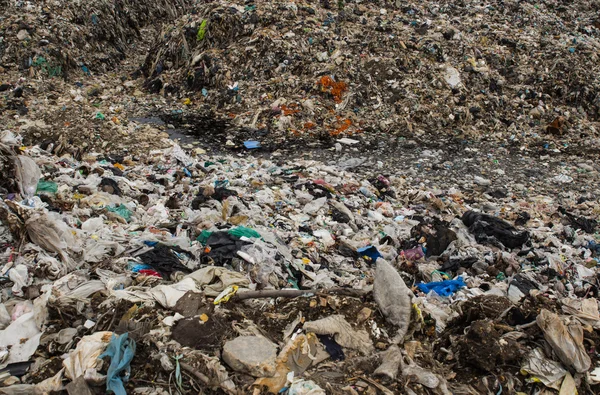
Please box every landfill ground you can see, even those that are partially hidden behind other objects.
[1,0,600,394]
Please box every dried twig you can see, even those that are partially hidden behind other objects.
[179,362,238,395]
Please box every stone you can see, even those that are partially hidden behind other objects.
[474,176,491,186]
[356,307,372,323]
[222,336,277,377]
[17,29,30,41]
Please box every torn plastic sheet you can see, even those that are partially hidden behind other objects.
[520,348,567,389]
[536,309,591,373]
[63,331,113,380]
[303,315,374,354]
[99,333,136,395]
[0,312,42,369]
[14,155,41,199]
[186,266,250,297]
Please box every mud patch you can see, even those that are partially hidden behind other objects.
[172,314,233,351]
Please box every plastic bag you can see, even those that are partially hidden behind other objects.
[0,304,10,330]
[374,259,412,343]
[536,309,591,373]
[303,197,327,215]
[416,277,466,297]
[303,315,374,354]
[561,298,600,329]
[36,179,58,194]
[8,264,29,297]
[289,379,326,395]
[0,312,42,369]
[63,331,113,380]
[25,213,71,267]
[14,156,41,199]
[107,204,133,222]
[521,348,566,389]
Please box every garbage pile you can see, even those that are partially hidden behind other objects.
[2,0,600,393]
[143,0,600,149]
[0,0,190,77]
[1,125,600,394]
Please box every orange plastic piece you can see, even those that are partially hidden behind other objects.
[318,75,347,103]
[329,119,352,136]
[281,104,300,115]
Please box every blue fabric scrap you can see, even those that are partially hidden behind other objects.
[99,333,136,395]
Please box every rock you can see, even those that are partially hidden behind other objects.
[222,336,278,377]
[474,176,491,186]
[17,29,30,41]
[356,307,372,323]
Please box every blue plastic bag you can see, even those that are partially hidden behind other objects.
[416,277,466,297]
[357,246,382,263]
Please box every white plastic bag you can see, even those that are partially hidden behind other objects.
[14,155,41,199]
[63,331,113,380]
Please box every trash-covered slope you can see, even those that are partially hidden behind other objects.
[1,0,600,394]
[143,0,600,146]
[0,0,190,77]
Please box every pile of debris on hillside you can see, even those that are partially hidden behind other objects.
[143,0,600,147]
[0,0,190,77]
[1,0,600,394]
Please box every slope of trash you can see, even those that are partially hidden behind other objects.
[143,0,600,150]
[0,0,190,77]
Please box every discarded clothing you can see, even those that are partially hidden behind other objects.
[357,245,382,264]
[462,211,529,249]
[558,207,597,233]
[410,219,457,256]
[440,257,478,272]
[137,244,192,276]
[316,335,344,361]
[203,231,252,264]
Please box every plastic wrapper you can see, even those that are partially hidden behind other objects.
[536,309,591,373]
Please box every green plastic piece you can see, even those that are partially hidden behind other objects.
[228,226,261,239]
[107,204,132,222]
[197,20,207,41]
[197,230,213,245]
[36,179,58,194]
[197,226,261,245]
